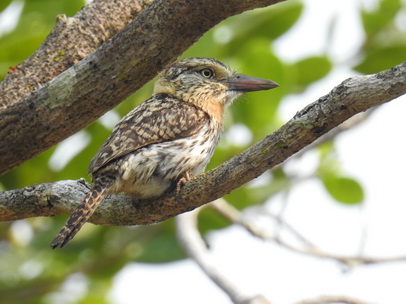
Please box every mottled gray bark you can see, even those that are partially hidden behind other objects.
[0,0,153,108]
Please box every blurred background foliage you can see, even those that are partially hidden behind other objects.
[0,0,405,303]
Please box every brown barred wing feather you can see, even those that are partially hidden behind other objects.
[88,94,209,174]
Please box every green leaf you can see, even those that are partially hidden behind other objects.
[322,176,364,205]
[230,39,284,136]
[0,0,13,13]
[354,45,406,74]
[135,221,185,263]
[229,1,304,42]
[291,56,332,89]
[263,0,304,40]
[198,207,231,234]
[361,0,402,36]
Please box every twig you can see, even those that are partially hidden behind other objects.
[295,295,373,304]
[176,206,271,304]
[211,200,406,267]
[261,204,316,248]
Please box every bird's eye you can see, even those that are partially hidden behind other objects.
[200,68,215,78]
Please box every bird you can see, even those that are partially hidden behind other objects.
[50,57,279,248]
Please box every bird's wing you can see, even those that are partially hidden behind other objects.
[88,94,209,174]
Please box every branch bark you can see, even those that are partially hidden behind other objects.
[0,0,153,108]
[1,61,405,224]
[0,0,283,175]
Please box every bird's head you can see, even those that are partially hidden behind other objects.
[154,57,279,120]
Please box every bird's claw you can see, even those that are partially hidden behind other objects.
[176,171,191,194]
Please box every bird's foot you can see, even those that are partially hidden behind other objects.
[176,171,191,194]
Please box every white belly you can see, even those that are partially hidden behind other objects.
[112,122,220,198]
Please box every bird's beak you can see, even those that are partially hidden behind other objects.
[224,73,279,92]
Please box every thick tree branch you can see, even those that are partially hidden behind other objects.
[0,0,153,108]
[0,0,284,175]
[1,61,405,224]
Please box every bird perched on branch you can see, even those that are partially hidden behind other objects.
[51,57,279,248]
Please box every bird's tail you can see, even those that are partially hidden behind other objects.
[50,185,107,249]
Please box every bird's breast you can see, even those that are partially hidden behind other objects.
[113,121,221,198]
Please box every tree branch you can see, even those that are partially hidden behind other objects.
[180,202,373,304]
[211,199,406,267]
[0,0,284,175]
[1,61,405,224]
[176,206,271,304]
[295,295,372,304]
[0,0,153,108]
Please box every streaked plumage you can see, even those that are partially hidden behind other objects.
[51,57,278,248]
